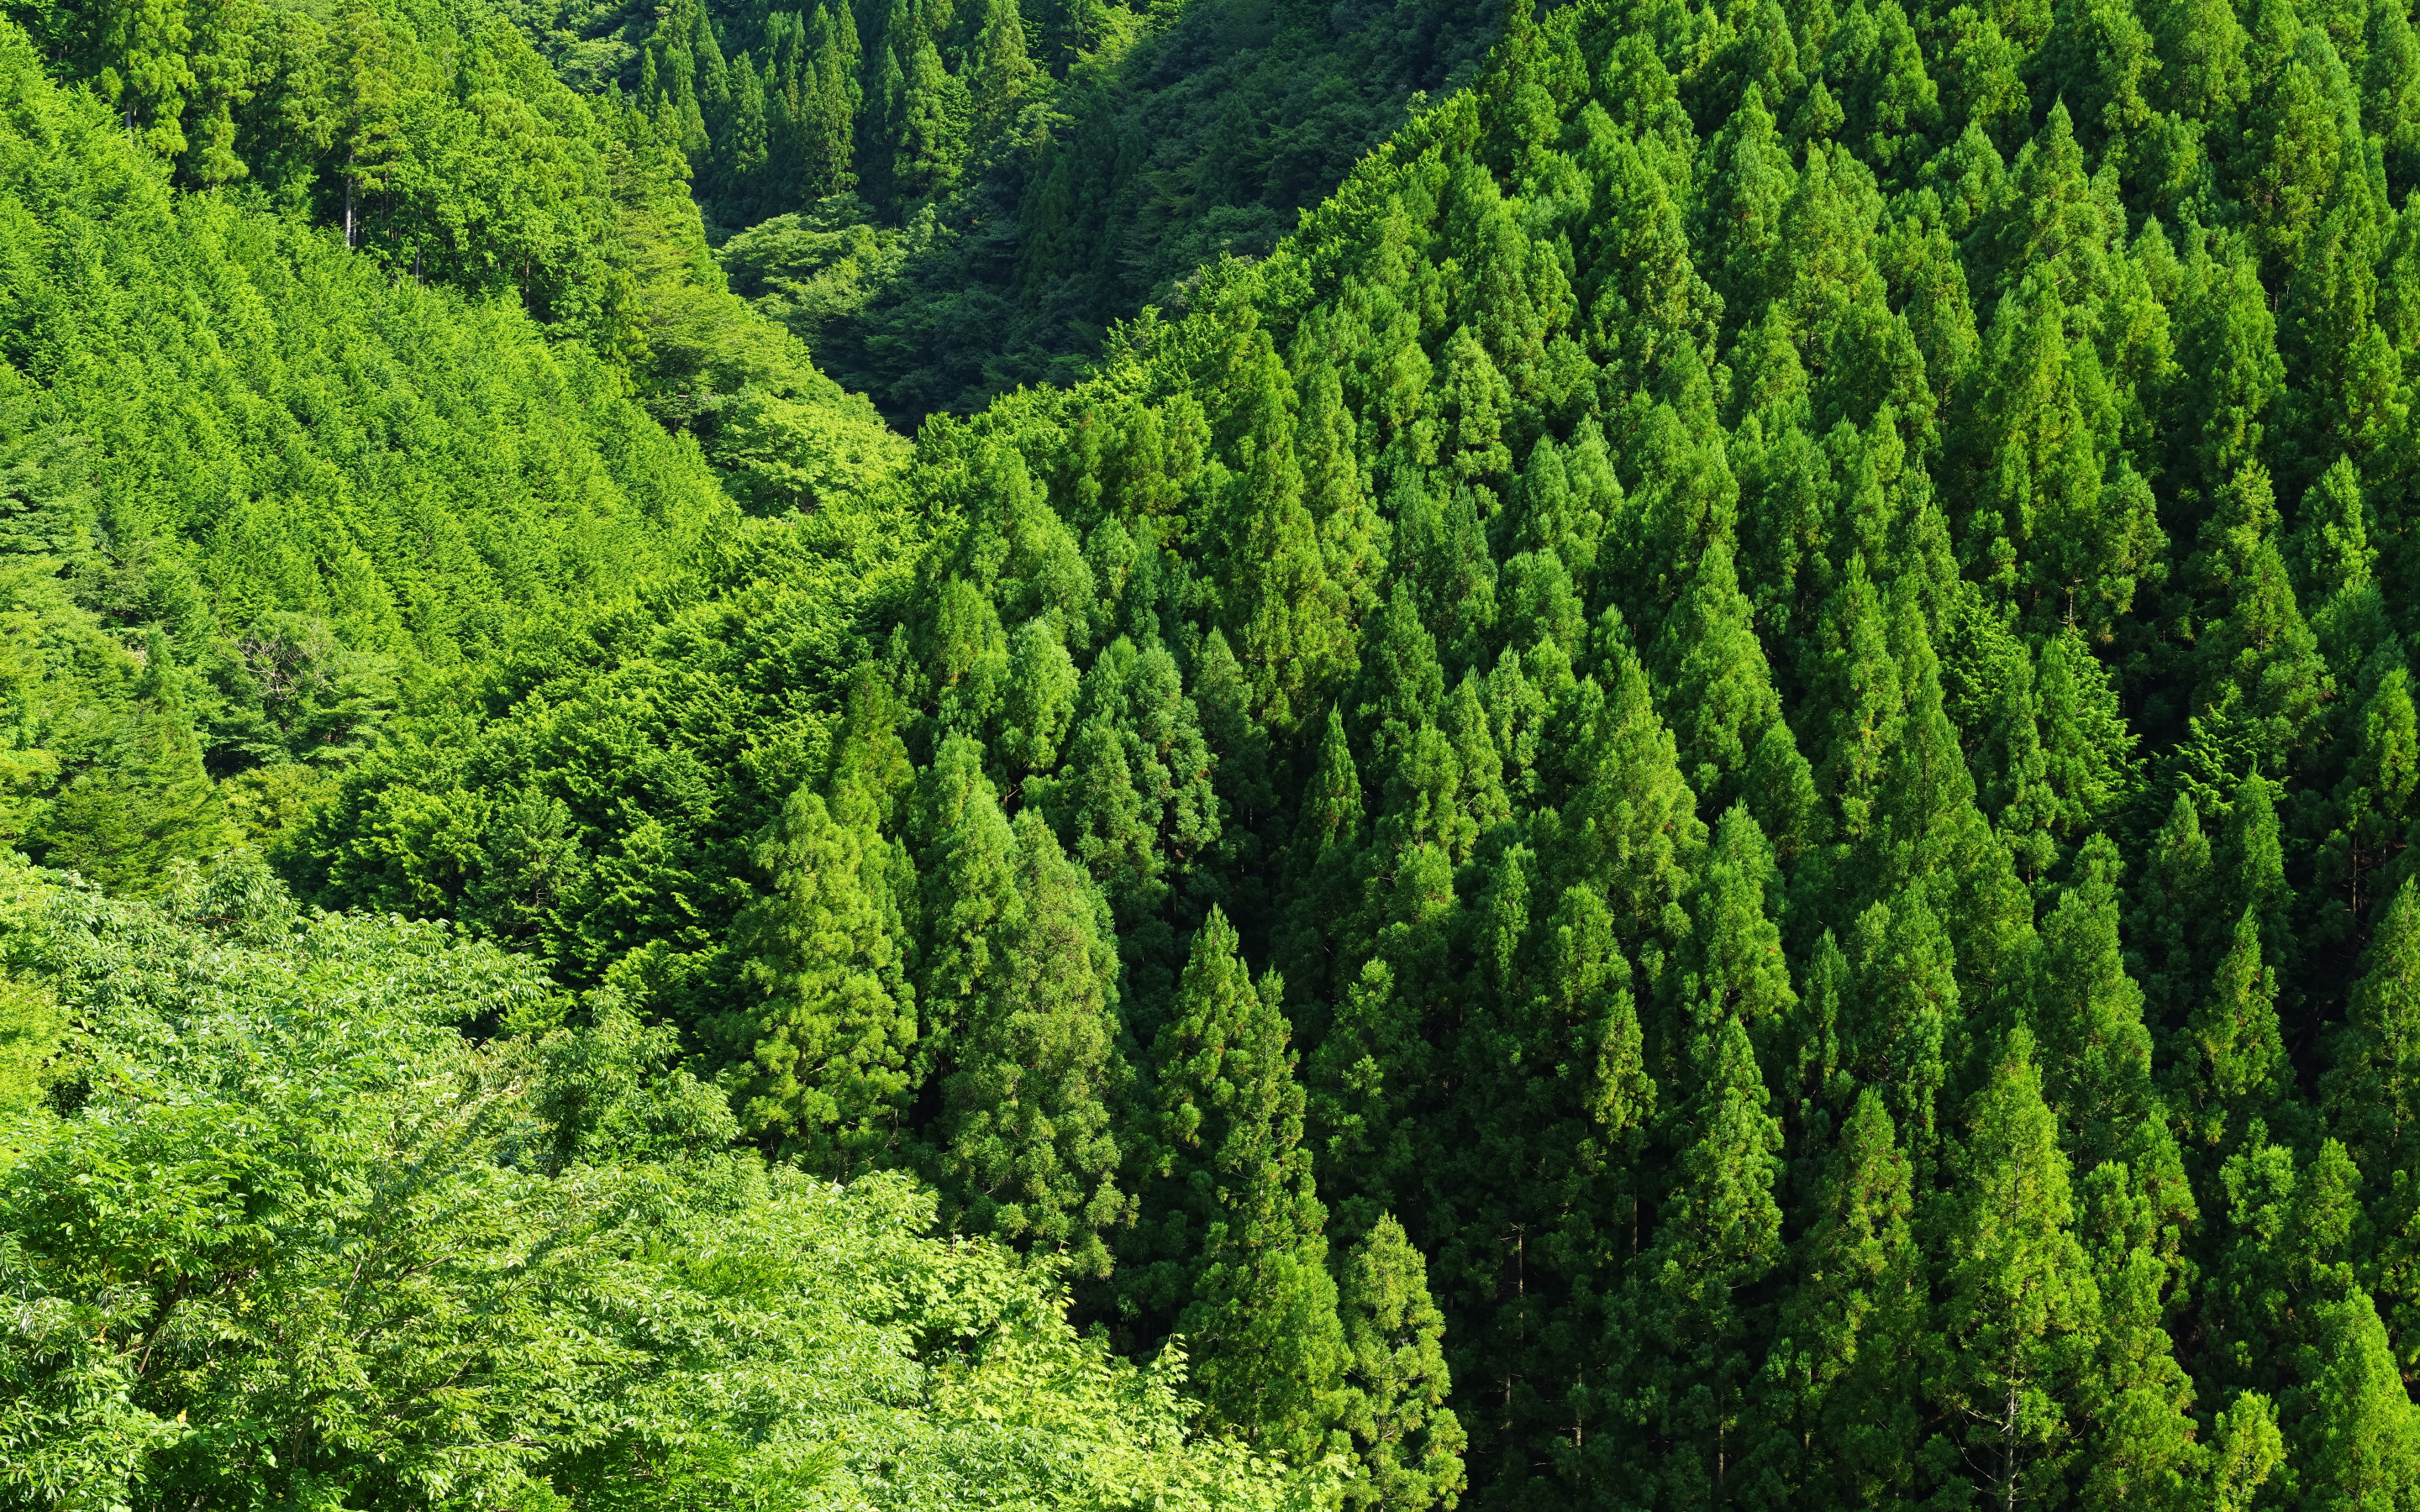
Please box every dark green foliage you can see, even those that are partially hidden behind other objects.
[1129,908,1346,1461]
[52,0,2420,1494]
[565,0,1505,423]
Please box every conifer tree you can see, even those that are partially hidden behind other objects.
[932,807,1133,1276]
[1131,910,1346,1460]
[2324,876,2420,1182]
[966,0,1034,139]
[34,632,234,893]
[2133,792,2217,1030]
[2199,1133,2367,1412]
[894,29,969,201]
[2222,773,2296,1000]
[2028,834,2158,1168]
[1929,1027,2098,1509]
[724,784,917,1173]
[1844,894,1958,1147]
[802,0,863,198]
[1651,538,1790,819]
[2179,907,2291,1155]
[2297,1294,2420,1510]
[1615,1013,1783,1505]
[1335,1215,1468,1512]
[1766,1088,1928,1508]
[1277,707,1366,1008]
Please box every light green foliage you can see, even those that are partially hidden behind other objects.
[723,784,917,1174]
[1334,1215,1465,1512]
[42,0,2420,1495]
[0,855,1326,1509]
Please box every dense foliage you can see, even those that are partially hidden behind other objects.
[0,856,1321,1508]
[0,3,1342,1499]
[2,0,908,493]
[0,0,918,906]
[291,0,2420,1499]
[511,0,1502,418]
[25,0,2420,1496]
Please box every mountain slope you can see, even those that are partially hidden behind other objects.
[298,0,2420,1499]
[512,0,1501,421]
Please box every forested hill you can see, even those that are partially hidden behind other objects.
[511,0,1502,419]
[294,0,2420,1499]
[1,0,908,501]
[28,0,2420,1496]
[0,3,1330,1500]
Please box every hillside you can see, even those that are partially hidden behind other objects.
[0,854,1318,1507]
[299,0,2420,1500]
[20,0,2420,1501]
[512,0,1502,419]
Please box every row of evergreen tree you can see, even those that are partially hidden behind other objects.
[640,0,1061,223]
[620,0,1499,418]
[291,0,2420,1499]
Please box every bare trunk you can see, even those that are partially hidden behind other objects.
[2003,1378,2019,1512]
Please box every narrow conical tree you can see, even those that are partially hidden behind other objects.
[1651,538,1790,819]
[1768,1087,1927,1509]
[1335,1215,1468,1512]
[2297,1294,2420,1510]
[1844,893,1959,1147]
[2179,906,2291,1154]
[1929,1026,2099,1509]
[965,0,1034,139]
[1133,909,1346,1461]
[1612,1013,1784,1505]
[724,785,917,1174]
[33,631,234,893]
[933,808,1134,1276]
[2323,876,2420,1181]
[2028,834,2158,1168]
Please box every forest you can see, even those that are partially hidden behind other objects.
[13,0,2420,1495]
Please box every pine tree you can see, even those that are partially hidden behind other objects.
[1651,538,1791,820]
[2133,791,2217,1031]
[2297,1294,2420,1511]
[2071,1149,2207,1509]
[966,0,1034,139]
[1929,1027,2098,1509]
[2193,466,2333,769]
[2221,773,2296,1003]
[1131,910,1346,1460]
[2199,1132,2366,1412]
[1612,1013,1783,1505]
[1844,894,1958,1147]
[729,51,774,206]
[724,785,917,1173]
[1767,1088,1928,1509]
[1335,1215,1468,1512]
[1434,863,1651,1497]
[2034,625,2138,839]
[932,808,1134,1275]
[1276,707,1366,1010]
[2028,834,2158,1168]
[803,0,863,199]
[894,28,969,201]
[2323,876,2420,1182]
[34,632,234,893]
[1222,345,1357,732]
[2178,906,2291,1155]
